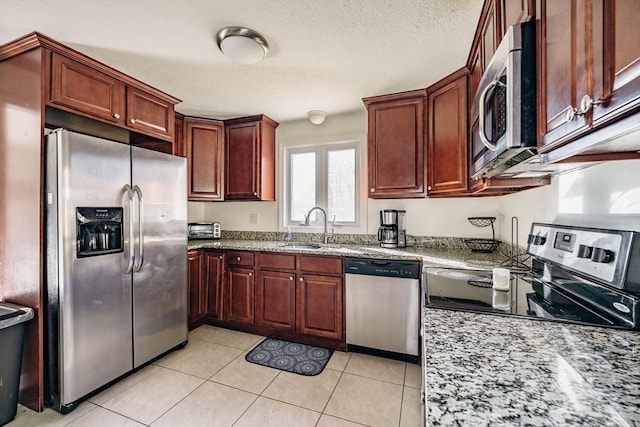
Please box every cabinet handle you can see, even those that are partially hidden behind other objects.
[370,188,375,193]
[579,94,603,114]
[249,272,253,276]
[253,192,257,196]
[130,118,136,124]
[219,256,223,260]
[564,105,580,123]
[236,256,241,262]
[290,276,294,280]
[427,185,432,190]
[299,277,304,282]
[565,95,604,123]
[113,113,120,119]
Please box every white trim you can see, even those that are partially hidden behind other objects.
[278,133,367,234]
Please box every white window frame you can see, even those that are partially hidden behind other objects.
[279,134,367,234]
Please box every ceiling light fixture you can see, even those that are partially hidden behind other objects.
[307,110,327,125]
[216,26,269,64]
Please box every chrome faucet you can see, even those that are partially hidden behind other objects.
[304,206,329,244]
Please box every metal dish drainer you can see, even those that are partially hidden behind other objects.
[464,217,500,253]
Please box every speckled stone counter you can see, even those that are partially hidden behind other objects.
[188,239,508,270]
[423,308,640,426]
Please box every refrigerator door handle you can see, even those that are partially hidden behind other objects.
[132,185,144,272]
[121,184,135,274]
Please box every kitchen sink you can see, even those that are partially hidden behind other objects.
[278,244,364,255]
[284,244,324,250]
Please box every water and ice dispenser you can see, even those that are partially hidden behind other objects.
[76,207,123,257]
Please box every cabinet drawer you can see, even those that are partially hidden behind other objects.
[259,252,297,271]
[226,251,254,267]
[299,255,343,275]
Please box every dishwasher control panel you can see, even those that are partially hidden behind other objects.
[344,258,421,279]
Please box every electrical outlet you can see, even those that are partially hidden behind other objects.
[249,213,259,224]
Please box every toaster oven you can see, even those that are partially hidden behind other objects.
[188,222,221,239]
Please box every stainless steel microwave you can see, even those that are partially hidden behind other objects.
[470,21,537,179]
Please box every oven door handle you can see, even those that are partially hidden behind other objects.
[478,79,500,152]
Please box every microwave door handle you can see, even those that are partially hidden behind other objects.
[478,80,499,152]
[132,185,144,272]
[120,184,135,274]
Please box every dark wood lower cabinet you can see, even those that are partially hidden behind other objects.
[255,270,296,331]
[296,274,344,341]
[190,250,346,349]
[204,251,224,320]
[187,250,205,330]
[225,267,255,324]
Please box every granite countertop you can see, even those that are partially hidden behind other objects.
[188,239,508,270]
[423,308,640,426]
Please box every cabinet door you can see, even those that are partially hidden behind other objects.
[498,0,535,37]
[185,118,225,201]
[225,267,255,324]
[225,122,261,200]
[296,274,343,340]
[49,52,125,124]
[174,113,185,157]
[538,0,591,151]
[256,270,296,331]
[427,70,469,196]
[365,92,426,198]
[592,0,640,126]
[481,0,498,71]
[187,250,205,329]
[126,86,174,141]
[204,251,224,320]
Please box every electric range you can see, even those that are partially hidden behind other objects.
[424,223,640,330]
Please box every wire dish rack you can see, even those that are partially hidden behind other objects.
[465,217,500,253]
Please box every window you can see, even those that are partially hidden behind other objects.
[281,136,365,232]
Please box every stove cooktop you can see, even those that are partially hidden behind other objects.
[424,267,640,330]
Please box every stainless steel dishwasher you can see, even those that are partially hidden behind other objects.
[345,257,421,363]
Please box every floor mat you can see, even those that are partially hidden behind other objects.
[245,337,334,376]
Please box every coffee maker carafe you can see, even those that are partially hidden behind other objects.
[378,209,406,248]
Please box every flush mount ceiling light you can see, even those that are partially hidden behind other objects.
[307,110,327,125]
[216,26,269,64]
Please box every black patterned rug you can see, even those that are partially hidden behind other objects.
[245,337,334,376]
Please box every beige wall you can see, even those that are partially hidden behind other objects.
[189,111,640,242]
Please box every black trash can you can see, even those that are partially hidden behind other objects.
[0,302,34,426]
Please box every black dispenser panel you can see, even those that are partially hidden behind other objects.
[76,207,124,258]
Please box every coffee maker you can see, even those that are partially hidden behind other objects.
[377,209,406,248]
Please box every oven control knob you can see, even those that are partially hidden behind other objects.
[577,244,593,259]
[591,248,614,263]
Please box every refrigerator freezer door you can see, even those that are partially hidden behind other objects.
[131,146,188,367]
[47,130,133,406]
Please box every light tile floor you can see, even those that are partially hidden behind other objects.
[7,325,422,427]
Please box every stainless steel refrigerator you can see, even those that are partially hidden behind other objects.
[45,129,188,413]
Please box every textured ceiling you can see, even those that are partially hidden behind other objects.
[0,0,483,123]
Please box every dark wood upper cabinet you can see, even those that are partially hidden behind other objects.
[174,112,185,157]
[48,50,177,142]
[363,89,427,199]
[427,69,469,196]
[537,0,640,160]
[125,86,174,140]
[225,114,278,201]
[185,117,225,201]
[49,52,125,125]
[498,0,535,37]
